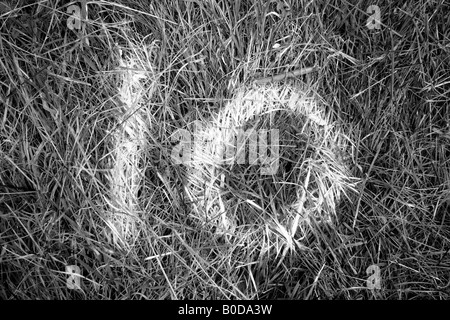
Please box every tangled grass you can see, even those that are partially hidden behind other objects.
[1,0,450,300]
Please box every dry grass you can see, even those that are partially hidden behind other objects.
[1,0,450,300]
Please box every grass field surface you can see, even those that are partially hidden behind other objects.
[1,0,450,299]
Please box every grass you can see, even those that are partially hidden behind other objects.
[0,0,449,299]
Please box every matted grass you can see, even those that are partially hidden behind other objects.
[0,0,449,299]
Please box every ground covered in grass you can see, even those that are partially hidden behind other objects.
[1,0,450,299]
